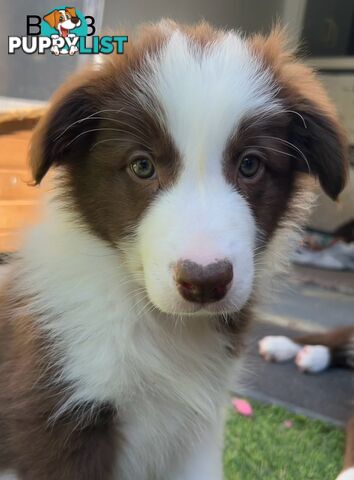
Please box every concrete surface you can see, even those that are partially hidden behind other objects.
[292,264,354,296]
[262,279,354,330]
[239,265,354,426]
[240,322,353,426]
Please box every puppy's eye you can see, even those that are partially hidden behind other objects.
[59,16,64,21]
[238,153,263,179]
[130,157,156,179]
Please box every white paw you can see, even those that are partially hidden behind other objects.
[336,468,354,480]
[0,471,19,479]
[295,345,330,373]
[50,45,60,56]
[258,336,301,362]
[69,45,78,55]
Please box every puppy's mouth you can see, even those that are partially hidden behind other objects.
[59,25,69,37]
[174,299,236,316]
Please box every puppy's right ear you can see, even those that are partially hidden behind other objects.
[30,73,100,184]
[43,11,57,29]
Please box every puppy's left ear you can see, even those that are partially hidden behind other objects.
[66,7,78,18]
[288,93,349,200]
[250,28,349,200]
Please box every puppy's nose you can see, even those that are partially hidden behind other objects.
[71,16,80,24]
[174,259,233,304]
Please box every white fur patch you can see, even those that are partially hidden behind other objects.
[295,345,331,373]
[259,335,301,362]
[170,420,224,480]
[0,473,18,480]
[336,468,354,480]
[135,177,256,315]
[16,200,236,480]
[147,29,281,160]
[128,28,282,316]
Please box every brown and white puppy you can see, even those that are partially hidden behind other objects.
[0,21,349,480]
[259,326,354,480]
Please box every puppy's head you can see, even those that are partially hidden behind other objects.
[30,22,348,316]
[44,7,81,34]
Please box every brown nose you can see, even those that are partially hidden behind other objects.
[174,259,233,304]
[71,16,80,24]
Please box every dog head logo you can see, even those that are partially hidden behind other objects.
[42,6,86,55]
[43,7,81,38]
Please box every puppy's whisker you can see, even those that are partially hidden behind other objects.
[64,127,144,150]
[95,117,150,138]
[63,128,122,148]
[77,116,151,141]
[89,138,125,152]
[243,145,298,159]
[253,135,311,174]
[54,108,125,141]
[283,109,307,128]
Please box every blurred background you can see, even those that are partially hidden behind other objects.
[0,0,353,424]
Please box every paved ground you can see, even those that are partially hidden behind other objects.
[292,264,354,296]
[237,267,354,426]
[262,278,354,330]
[240,322,353,426]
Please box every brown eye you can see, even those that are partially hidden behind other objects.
[239,153,263,179]
[130,157,156,179]
[59,15,64,21]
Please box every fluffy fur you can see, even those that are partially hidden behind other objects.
[0,21,348,479]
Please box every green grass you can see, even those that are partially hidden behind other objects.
[224,400,344,480]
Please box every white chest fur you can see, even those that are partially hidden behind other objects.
[114,322,233,479]
[15,211,237,479]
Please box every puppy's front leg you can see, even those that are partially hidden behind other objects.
[13,402,117,480]
[172,422,224,480]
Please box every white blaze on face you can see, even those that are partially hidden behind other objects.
[135,30,281,315]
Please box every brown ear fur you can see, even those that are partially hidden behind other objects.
[66,7,77,18]
[249,27,349,200]
[43,11,58,29]
[29,23,169,185]
[29,68,104,185]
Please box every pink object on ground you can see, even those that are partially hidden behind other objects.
[283,420,293,429]
[231,398,253,417]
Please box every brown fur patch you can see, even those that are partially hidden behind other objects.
[295,326,354,349]
[223,112,299,241]
[0,271,119,479]
[344,412,354,470]
[30,25,182,245]
[248,27,349,199]
[294,326,354,368]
